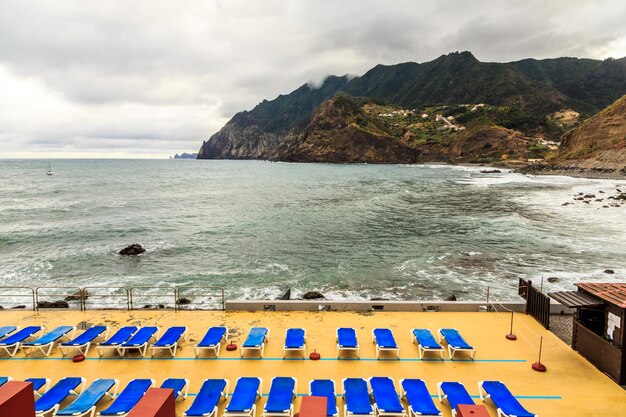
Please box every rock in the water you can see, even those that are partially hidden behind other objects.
[65,289,89,301]
[119,244,146,256]
[605,269,615,274]
[547,277,560,283]
[0,306,3,310]
[37,300,69,309]
[143,304,152,309]
[583,194,595,199]
[11,305,25,309]
[278,288,291,300]
[176,298,192,305]
[302,291,325,300]
[480,169,501,174]
[616,193,626,201]
[561,202,570,206]
[444,294,457,301]
[370,297,389,301]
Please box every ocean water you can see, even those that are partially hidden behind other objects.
[0,159,625,302]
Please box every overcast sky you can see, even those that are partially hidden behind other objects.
[1,0,625,158]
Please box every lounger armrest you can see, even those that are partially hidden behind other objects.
[258,377,263,397]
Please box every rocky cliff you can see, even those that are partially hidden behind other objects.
[198,52,626,166]
[555,94,626,172]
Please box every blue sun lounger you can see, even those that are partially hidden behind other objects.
[99,378,154,416]
[400,379,441,417]
[343,378,374,416]
[118,326,159,357]
[183,378,229,417]
[411,329,445,359]
[438,329,476,359]
[161,378,189,400]
[35,377,85,417]
[150,326,187,357]
[478,381,537,417]
[56,378,118,417]
[59,326,108,357]
[241,327,269,358]
[21,326,76,357]
[370,377,406,417]
[437,382,474,417]
[0,326,17,340]
[263,377,297,417]
[0,326,43,357]
[337,328,359,358]
[310,379,338,417]
[0,377,12,387]
[195,326,228,357]
[25,377,51,397]
[96,326,138,357]
[372,329,400,359]
[283,328,306,359]
[223,377,262,417]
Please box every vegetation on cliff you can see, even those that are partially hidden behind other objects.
[198,52,626,166]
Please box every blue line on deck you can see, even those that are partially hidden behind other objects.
[0,357,527,363]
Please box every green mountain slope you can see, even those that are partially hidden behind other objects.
[198,51,626,163]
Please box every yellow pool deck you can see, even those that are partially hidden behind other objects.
[1,309,625,417]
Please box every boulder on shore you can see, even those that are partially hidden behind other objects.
[547,277,560,283]
[605,269,615,274]
[444,294,457,301]
[37,300,69,309]
[119,244,146,256]
[65,289,89,301]
[176,298,192,305]
[302,291,325,300]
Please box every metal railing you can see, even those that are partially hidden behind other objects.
[176,286,225,310]
[0,286,36,312]
[129,287,177,310]
[82,287,130,310]
[0,285,226,311]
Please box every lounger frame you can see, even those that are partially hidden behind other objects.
[477,381,536,417]
[21,327,76,357]
[436,382,470,417]
[262,377,297,417]
[437,329,476,360]
[195,327,229,358]
[283,329,306,359]
[96,327,138,358]
[59,327,109,357]
[150,327,188,357]
[411,329,444,360]
[342,378,374,417]
[67,378,119,417]
[27,377,51,398]
[99,378,154,417]
[399,379,441,417]
[369,377,406,417]
[309,379,338,417]
[163,378,190,401]
[35,377,86,417]
[222,377,261,417]
[372,329,400,360]
[0,326,45,357]
[240,328,270,358]
[336,328,359,359]
[117,327,160,357]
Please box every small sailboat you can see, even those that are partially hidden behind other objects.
[46,161,53,176]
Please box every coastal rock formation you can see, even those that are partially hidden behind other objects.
[302,291,325,300]
[37,300,69,308]
[556,94,626,172]
[119,244,146,256]
[198,52,626,166]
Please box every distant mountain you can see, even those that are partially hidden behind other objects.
[171,153,198,159]
[198,51,626,165]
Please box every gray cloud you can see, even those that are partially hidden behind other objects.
[0,0,625,157]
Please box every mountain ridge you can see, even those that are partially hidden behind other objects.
[198,51,626,168]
